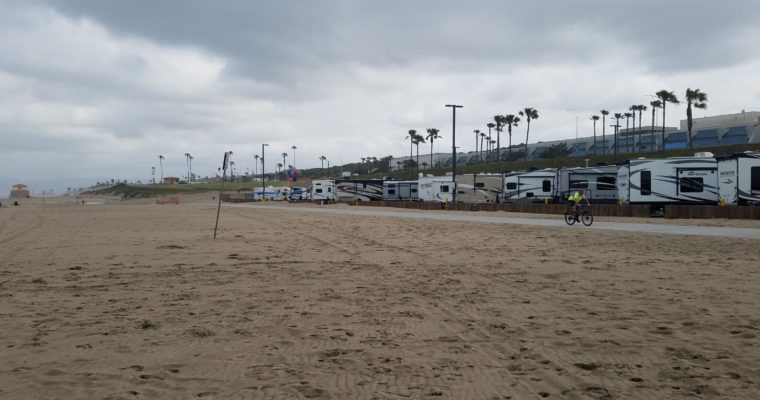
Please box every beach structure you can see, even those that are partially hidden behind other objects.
[617,154,718,206]
[717,151,760,205]
[10,184,30,198]
[311,180,335,202]
[335,179,384,202]
[502,169,557,202]
[418,176,454,203]
[554,165,618,204]
[382,180,418,201]
[455,173,503,203]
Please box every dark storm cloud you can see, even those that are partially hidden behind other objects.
[42,0,760,78]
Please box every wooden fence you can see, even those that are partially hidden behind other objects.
[357,201,652,218]
[664,205,760,219]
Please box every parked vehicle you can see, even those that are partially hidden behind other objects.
[382,180,419,201]
[418,176,455,203]
[455,173,503,203]
[311,180,335,202]
[502,169,556,202]
[555,165,618,204]
[717,151,760,205]
[335,179,384,202]
[617,155,718,207]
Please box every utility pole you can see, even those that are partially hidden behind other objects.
[445,104,463,203]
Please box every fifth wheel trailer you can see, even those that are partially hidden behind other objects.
[455,174,503,203]
[502,169,556,202]
[617,155,718,206]
[717,151,760,205]
[554,165,618,203]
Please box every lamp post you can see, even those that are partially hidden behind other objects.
[261,144,269,197]
[445,104,463,203]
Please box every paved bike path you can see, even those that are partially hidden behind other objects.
[228,203,760,240]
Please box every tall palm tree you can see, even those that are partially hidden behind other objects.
[254,154,259,176]
[319,155,327,178]
[228,151,234,181]
[158,155,164,182]
[276,163,283,175]
[291,145,297,167]
[649,100,661,152]
[188,155,194,182]
[624,112,633,153]
[636,105,647,152]
[405,129,417,171]
[590,115,600,155]
[629,105,638,152]
[480,131,487,162]
[412,132,425,176]
[503,114,520,160]
[519,107,539,161]
[600,110,609,155]
[613,113,623,159]
[183,153,190,182]
[281,153,288,174]
[655,89,680,152]
[685,88,708,149]
[473,130,481,161]
[426,128,441,171]
[486,122,496,163]
[493,115,505,167]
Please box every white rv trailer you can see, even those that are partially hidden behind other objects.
[455,173,504,203]
[502,169,557,202]
[617,155,718,205]
[382,180,419,201]
[418,176,455,203]
[311,180,335,202]
[555,165,618,203]
[335,179,384,202]
[717,151,760,205]
[252,186,291,201]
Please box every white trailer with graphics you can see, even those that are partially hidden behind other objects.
[382,180,419,201]
[717,151,760,205]
[555,165,618,203]
[455,173,504,203]
[418,176,455,203]
[311,180,335,202]
[617,155,718,206]
[502,169,556,202]
[335,179,384,202]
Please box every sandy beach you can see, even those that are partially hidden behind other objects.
[1,195,759,399]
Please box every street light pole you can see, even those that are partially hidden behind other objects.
[261,143,269,199]
[445,104,463,203]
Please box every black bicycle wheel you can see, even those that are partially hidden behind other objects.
[581,212,593,226]
[564,211,576,225]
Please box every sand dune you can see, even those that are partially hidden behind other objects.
[1,195,758,399]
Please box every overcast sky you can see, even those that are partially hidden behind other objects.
[2,0,760,192]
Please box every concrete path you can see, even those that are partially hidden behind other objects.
[227,203,760,240]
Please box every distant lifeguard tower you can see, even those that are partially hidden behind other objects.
[10,184,30,198]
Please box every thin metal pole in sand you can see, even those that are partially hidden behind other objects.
[214,152,230,239]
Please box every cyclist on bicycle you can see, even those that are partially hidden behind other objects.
[567,188,590,221]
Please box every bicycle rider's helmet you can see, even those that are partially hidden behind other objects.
[578,188,585,194]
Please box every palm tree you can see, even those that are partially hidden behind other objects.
[319,155,327,178]
[649,100,661,152]
[479,131,487,162]
[291,145,297,167]
[412,132,425,177]
[473,130,481,161]
[276,162,283,175]
[613,113,623,159]
[636,105,647,152]
[519,107,539,161]
[158,155,164,182]
[629,105,638,152]
[254,154,259,176]
[624,112,633,153]
[486,122,496,163]
[282,152,288,173]
[590,115,600,155]
[188,155,194,182]
[600,110,609,155]
[503,114,520,160]
[493,115,505,167]
[655,89,680,152]
[425,128,441,170]
[183,153,190,182]
[405,129,417,171]
[685,88,708,149]
[228,151,234,181]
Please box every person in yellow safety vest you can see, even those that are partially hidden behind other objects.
[567,188,591,221]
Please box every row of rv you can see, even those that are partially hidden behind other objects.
[255,151,760,207]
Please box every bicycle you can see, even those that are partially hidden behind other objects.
[564,204,593,226]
